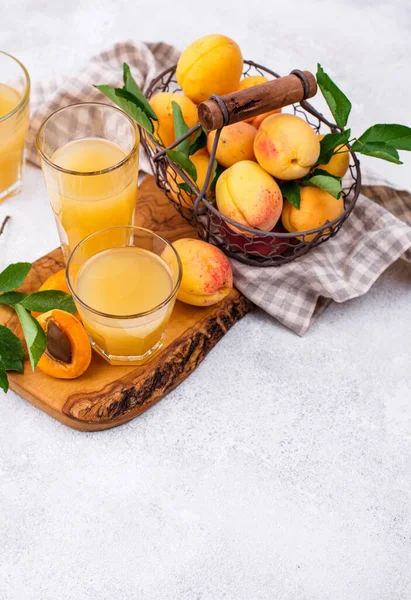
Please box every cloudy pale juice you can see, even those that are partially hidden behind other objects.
[45,138,138,258]
[75,246,174,361]
[0,83,29,199]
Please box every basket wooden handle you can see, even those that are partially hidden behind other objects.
[197,70,317,131]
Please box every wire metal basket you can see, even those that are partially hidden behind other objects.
[142,61,361,267]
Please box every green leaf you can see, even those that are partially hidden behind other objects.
[171,101,190,155]
[210,161,225,193]
[303,168,343,199]
[166,150,197,181]
[122,63,157,121]
[1,357,24,373]
[177,182,193,194]
[0,262,31,293]
[0,291,27,306]
[0,367,8,393]
[14,305,47,370]
[351,140,402,164]
[21,290,77,315]
[318,129,351,164]
[281,181,301,209]
[353,124,411,151]
[0,324,25,360]
[316,64,352,129]
[94,85,154,134]
[189,127,207,155]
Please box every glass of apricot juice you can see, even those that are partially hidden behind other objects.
[0,51,30,201]
[36,103,139,261]
[66,226,182,365]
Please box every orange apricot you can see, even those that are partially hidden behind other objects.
[36,309,92,379]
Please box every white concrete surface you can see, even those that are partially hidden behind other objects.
[1,2,411,599]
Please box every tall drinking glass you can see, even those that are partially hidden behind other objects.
[0,51,30,201]
[36,103,139,261]
[67,226,182,365]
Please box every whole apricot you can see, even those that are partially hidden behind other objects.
[149,92,198,148]
[207,122,256,168]
[176,34,243,103]
[317,134,350,178]
[167,150,212,205]
[173,238,233,306]
[216,160,283,235]
[254,113,320,180]
[282,186,344,241]
[237,75,268,90]
[251,109,281,129]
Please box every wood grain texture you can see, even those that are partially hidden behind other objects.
[0,176,251,431]
[198,71,317,130]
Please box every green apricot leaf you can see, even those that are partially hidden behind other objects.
[0,262,31,293]
[20,290,77,315]
[171,101,190,155]
[13,305,47,370]
[303,168,343,199]
[94,85,154,134]
[166,150,197,181]
[351,140,402,164]
[189,127,208,155]
[0,366,8,393]
[0,291,27,306]
[353,124,411,151]
[316,64,351,129]
[0,325,25,361]
[281,181,301,210]
[122,63,157,120]
[318,129,351,164]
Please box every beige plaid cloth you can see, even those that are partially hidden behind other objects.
[27,41,411,336]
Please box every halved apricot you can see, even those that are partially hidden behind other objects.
[36,309,92,379]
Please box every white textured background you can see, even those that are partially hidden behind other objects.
[1,2,411,599]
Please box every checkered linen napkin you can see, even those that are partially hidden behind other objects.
[26,41,411,336]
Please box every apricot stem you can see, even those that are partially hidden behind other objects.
[0,216,10,236]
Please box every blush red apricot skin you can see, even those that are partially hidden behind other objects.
[215,160,283,236]
[173,238,233,307]
[254,113,320,180]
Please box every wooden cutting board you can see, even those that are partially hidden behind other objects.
[0,176,251,431]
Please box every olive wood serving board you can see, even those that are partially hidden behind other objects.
[0,176,251,431]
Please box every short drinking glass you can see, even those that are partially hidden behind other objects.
[0,51,30,201]
[36,102,139,261]
[66,226,182,366]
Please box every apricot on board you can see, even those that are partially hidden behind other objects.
[36,309,92,379]
[173,238,233,306]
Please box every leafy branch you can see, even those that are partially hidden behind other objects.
[282,65,411,210]
[316,64,411,166]
[95,62,160,140]
[0,263,77,393]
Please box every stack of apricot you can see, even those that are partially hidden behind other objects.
[149,34,350,259]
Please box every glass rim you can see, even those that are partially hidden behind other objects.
[66,226,183,320]
[0,50,30,123]
[35,102,140,176]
